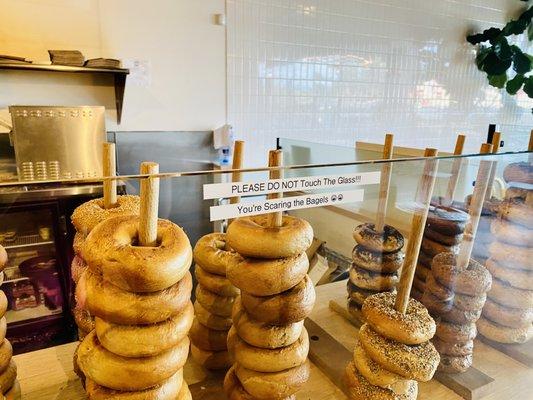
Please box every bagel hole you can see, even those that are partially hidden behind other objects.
[310,335,319,341]
[130,234,162,248]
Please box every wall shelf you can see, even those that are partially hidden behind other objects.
[0,63,129,124]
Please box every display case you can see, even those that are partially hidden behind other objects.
[0,144,531,400]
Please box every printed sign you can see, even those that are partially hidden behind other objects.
[203,171,380,200]
[209,189,364,221]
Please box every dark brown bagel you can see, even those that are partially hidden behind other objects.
[426,206,469,236]
[351,245,404,273]
[424,228,463,246]
[412,275,426,294]
[438,354,472,374]
[503,162,533,184]
[347,281,380,306]
[421,237,459,258]
[415,264,431,281]
[349,266,398,291]
[417,250,434,269]
[353,223,404,253]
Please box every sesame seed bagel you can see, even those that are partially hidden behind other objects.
[85,369,184,400]
[482,297,533,328]
[440,304,482,325]
[227,216,313,259]
[349,266,398,291]
[485,258,533,290]
[453,292,487,312]
[478,316,533,344]
[195,265,239,297]
[233,296,304,349]
[425,273,454,301]
[95,301,193,357]
[83,215,192,292]
[421,237,459,258]
[77,330,189,391]
[344,362,418,400]
[426,206,469,236]
[0,361,16,395]
[190,344,232,371]
[503,162,533,184]
[71,255,87,285]
[195,285,235,317]
[223,366,295,400]
[73,233,85,255]
[234,360,310,400]
[353,223,404,253]
[431,253,492,296]
[421,290,453,315]
[76,270,192,325]
[488,278,533,309]
[194,301,232,331]
[353,343,415,395]
[435,321,477,343]
[71,195,140,236]
[432,337,473,357]
[491,219,533,247]
[488,241,533,272]
[193,233,239,276]
[189,318,228,352]
[362,292,436,345]
[438,354,473,374]
[499,199,533,228]
[227,252,308,296]
[240,275,315,325]
[352,245,404,273]
[358,324,439,381]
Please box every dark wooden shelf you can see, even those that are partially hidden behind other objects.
[0,63,129,124]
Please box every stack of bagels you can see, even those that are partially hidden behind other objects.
[190,233,239,370]
[75,214,194,399]
[421,253,492,373]
[347,223,404,318]
[478,162,533,344]
[413,206,469,300]
[0,246,20,399]
[70,195,140,340]
[345,292,439,400]
[223,215,316,400]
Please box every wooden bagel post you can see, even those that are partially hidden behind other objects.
[103,142,118,209]
[374,133,394,233]
[528,129,533,163]
[444,134,466,204]
[230,141,245,205]
[267,150,284,228]
[395,148,439,314]
[139,162,160,247]
[456,143,494,269]
[483,132,501,200]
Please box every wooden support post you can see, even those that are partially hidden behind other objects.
[374,133,394,233]
[102,142,118,209]
[230,141,245,205]
[529,129,533,163]
[395,148,439,313]
[267,150,283,228]
[444,134,466,204]
[139,162,160,247]
[484,132,501,200]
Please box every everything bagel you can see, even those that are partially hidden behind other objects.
[352,223,404,253]
[352,245,404,273]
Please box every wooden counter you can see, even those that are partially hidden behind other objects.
[12,281,532,399]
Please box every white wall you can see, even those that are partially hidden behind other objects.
[0,0,226,132]
[227,0,533,167]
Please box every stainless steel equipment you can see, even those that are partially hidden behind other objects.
[9,106,106,181]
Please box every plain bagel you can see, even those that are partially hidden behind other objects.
[193,233,239,276]
[0,361,16,395]
[477,316,533,344]
[240,275,315,325]
[83,215,192,292]
[0,293,7,318]
[0,246,6,272]
[195,265,239,297]
[488,278,533,309]
[189,318,229,352]
[194,301,233,331]
[195,285,235,317]
[491,219,533,247]
[0,340,12,373]
[190,343,232,371]
[488,241,533,272]
[0,318,6,343]
[226,215,313,259]
[482,298,533,329]
[499,199,533,228]
[352,223,404,253]
[223,366,296,400]
[503,162,533,184]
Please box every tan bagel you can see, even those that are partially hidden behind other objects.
[227,252,308,296]
[233,296,303,348]
[491,219,533,247]
[83,215,192,292]
[482,298,533,328]
[189,318,228,352]
[344,362,418,400]
[194,301,232,331]
[424,228,463,246]
[4,380,20,399]
[499,199,533,228]
[227,215,313,259]
[349,266,398,291]
[235,360,310,400]
[353,223,404,253]
[359,324,439,381]
[77,270,192,325]
[435,321,477,343]
[503,162,533,184]
[195,285,235,317]
[85,369,184,400]
[432,337,473,357]
[73,232,85,255]
[73,305,95,333]
[0,293,7,318]
[190,343,232,370]
[477,316,533,344]
[78,330,189,391]
[0,318,6,343]
[485,258,533,290]
[95,301,194,357]
[488,278,533,309]
[353,343,414,395]
[0,246,7,272]
[227,326,238,359]
[195,265,239,296]
[71,255,87,285]
[193,233,239,276]
[0,361,16,395]
[422,290,453,315]
[240,275,315,325]
[438,354,473,374]
[223,366,296,400]
[421,237,459,258]
[362,292,436,345]
[453,292,487,312]
[426,206,469,236]
[431,253,492,296]
[71,195,141,236]
[488,241,533,272]
[0,340,12,374]
[425,273,454,301]
[352,245,404,273]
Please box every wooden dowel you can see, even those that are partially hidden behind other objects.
[484,132,501,200]
[375,133,394,233]
[457,143,494,269]
[528,129,533,163]
[139,162,160,247]
[444,134,466,203]
[395,148,439,314]
[103,142,118,209]
[414,148,438,204]
[230,141,245,205]
[267,150,283,228]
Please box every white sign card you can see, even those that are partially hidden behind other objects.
[209,189,364,221]
[203,171,380,200]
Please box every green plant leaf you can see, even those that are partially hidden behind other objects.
[488,73,508,88]
[475,46,491,70]
[506,74,525,94]
[483,52,512,75]
[494,37,513,60]
[503,18,528,36]
[523,76,533,98]
[467,27,502,44]
[512,48,532,74]
[529,23,533,41]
